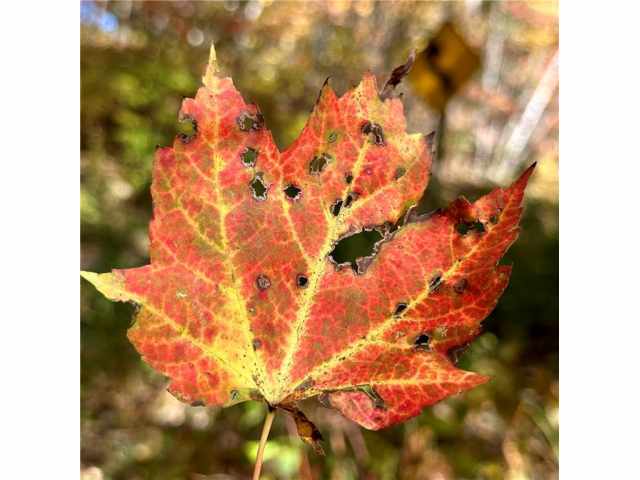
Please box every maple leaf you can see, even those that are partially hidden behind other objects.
[81,46,534,445]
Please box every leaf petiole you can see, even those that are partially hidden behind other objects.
[252,405,276,480]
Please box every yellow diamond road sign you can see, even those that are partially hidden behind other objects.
[409,22,481,112]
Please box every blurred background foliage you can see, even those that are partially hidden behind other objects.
[81,1,558,479]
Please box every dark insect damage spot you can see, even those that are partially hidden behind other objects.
[249,173,268,201]
[453,278,468,294]
[296,274,308,288]
[177,115,197,144]
[284,184,302,200]
[329,227,385,274]
[236,111,264,131]
[489,214,499,224]
[394,166,406,180]
[394,302,408,317]
[240,147,258,167]
[309,152,332,175]
[230,389,240,401]
[331,199,343,216]
[344,191,359,209]
[456,219,485,235]
[345,172,353,184]
[256,274,271,291]
[190,400,205,407]
[252,338,262,351]
[361,121,385,145]
[414,333,431,350]
[429,273,444,293]
[295,377,315,392]
[327,131,338,143]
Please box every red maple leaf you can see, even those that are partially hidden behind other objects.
[82,46,534,450]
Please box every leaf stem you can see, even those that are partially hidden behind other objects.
[253,406,276,480]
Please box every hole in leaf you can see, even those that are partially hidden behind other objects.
[394,166,406,180]
[284,184,302,200]
[429,273,444,293]
[344,191,359,209]
[177,115,197,144]
[252,338,262,351]
[236,111,264,131]
[453,278,468,294]
[331,199,343,216]
[394,302,408,317]
[256,274,271,291]
[456,220,485,235]
[414,333,431,350]
[250,173,268,201]
[309,152,332,175]
[230,390,240,401]
[327,131,338,143]
[359,385,386,410]
[240,147,258,167]
[329,228,384,273]
[361,121,385,145]
[489,214,499,224]
[296,274,308,288]
[345,172,353,184]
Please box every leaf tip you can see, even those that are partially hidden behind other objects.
[80,270,131,302]
[203,42,220,88]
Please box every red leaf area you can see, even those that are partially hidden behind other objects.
[82,47,534,431]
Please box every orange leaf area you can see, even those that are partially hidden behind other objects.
[82,45,534,431]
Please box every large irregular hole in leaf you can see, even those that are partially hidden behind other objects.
[309,152,332,175]
[240,147,258,167]
[177,115,197,144]
[250,173,268,201]
[329,228,384,274]
[284,184,302,200]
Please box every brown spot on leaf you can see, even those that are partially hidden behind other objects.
[453,278,468,294]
